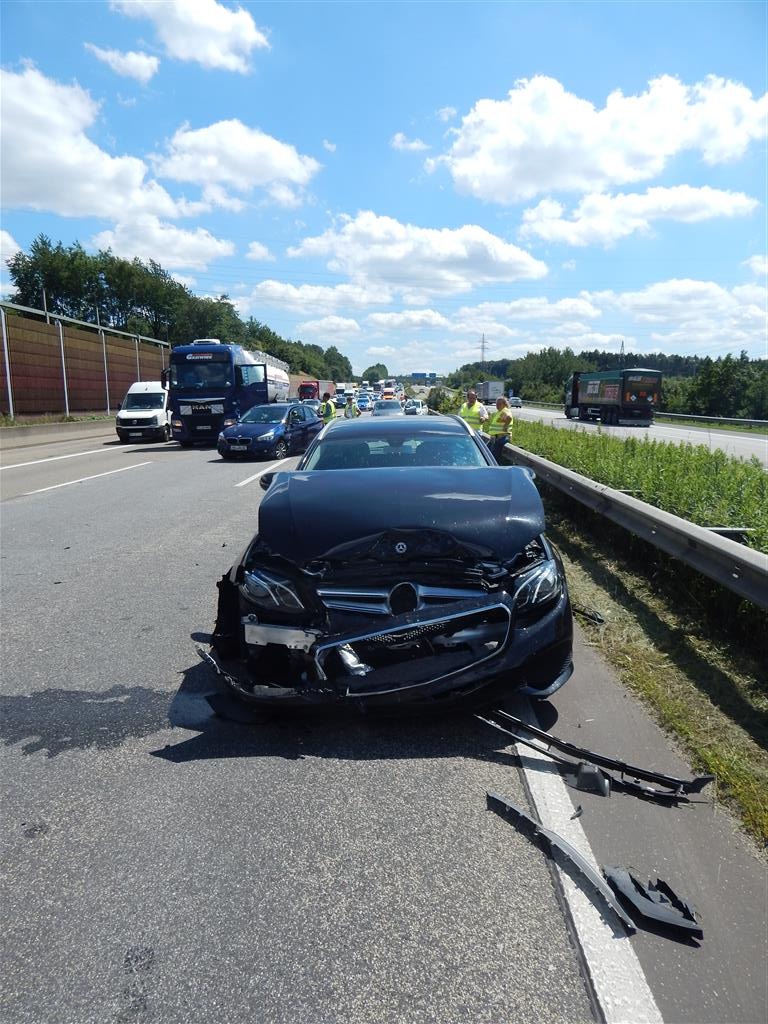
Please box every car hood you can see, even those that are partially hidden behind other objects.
[257,466,544,564]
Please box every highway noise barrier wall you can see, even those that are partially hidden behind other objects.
[0,303,168,417]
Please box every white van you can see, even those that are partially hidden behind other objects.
[116,381,170,442]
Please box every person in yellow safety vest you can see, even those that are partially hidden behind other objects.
[458,390,489,434]
[320,392,336,425]
[487,396,513,460]
[344,395,361,418]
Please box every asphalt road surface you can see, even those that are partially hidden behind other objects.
[1,433,766,1024]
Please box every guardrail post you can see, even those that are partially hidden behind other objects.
[135,336,141,380]
[1,306,14,419]
[56,319,70,417]
[100,329,110,414]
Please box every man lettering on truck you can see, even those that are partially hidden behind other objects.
[320,393,336,425]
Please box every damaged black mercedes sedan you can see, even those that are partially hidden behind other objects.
[211,415,573,709]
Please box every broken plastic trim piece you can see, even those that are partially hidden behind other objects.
[478,715,691,805]
[487,792,636,934]
[603,867,703,940]
[485,709,714,797]
[572,604,606,624]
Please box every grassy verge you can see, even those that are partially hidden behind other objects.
[543,492,768,846]
[511,419,768,553]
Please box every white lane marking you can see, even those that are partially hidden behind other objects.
[23,462,152,495]
[1,447,118,471]
[235,457,292,488]
[518,704,664,1024]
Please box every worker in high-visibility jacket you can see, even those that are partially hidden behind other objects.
[458,390,489,434]
[487,396,513,460]
[320,392,336,425]
[343,395,361,418]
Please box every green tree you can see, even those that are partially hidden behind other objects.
[362,363,389,381]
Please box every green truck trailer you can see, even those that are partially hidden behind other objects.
[564,368,662,426]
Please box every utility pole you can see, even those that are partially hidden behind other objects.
[619,338,625,369]
[480,333,486,368]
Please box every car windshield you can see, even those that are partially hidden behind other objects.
[240,405,287,424]
[123,393,165,410]
[373,400,403,412]
[302,435,487,470]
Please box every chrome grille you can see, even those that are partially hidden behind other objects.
[316,583,484,615]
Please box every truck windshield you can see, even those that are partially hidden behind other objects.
[123,393,165,410]
[170,362,232,388]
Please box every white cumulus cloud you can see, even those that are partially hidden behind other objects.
[111,0,269,73]
[366,310,450,330]
[430,74,768,203]
[235,280,391,317]
[520,186,759,247]
[743,255,768,278]
[1,230,21,266]
[92,215,234,271]
[459,296,602,322]
[296,316,361,336]
[288,211,547,302]
[391,132,429,152]
[84,43,159,83]
[1,65,180,220]
[154,120,320,205]
[437,106,457,123]
[246,241,274,261]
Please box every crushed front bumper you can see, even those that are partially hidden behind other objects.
[213,576,573,709]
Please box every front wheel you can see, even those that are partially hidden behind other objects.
[273,440,288,460]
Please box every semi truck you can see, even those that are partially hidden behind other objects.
[297,379,336,401]
[166,339,290,446]
[476,381,505,403]
[564,368,662,426]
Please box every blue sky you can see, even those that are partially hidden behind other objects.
[1,0,766,375]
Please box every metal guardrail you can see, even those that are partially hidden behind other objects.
[503,444,768,611]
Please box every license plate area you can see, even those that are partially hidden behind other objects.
[229,444,248,451]
[243,620,320,652]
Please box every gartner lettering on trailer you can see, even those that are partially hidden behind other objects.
[186,352,214,360]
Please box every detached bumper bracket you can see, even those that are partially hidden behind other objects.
[482,709,714,799]
[487,792,636,934]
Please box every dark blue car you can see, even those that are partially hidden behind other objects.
[217,402,323,460]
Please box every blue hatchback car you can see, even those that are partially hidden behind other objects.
[218,402,323,460]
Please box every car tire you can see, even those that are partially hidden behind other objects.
[162,424,171,441]
[117,430,127,442]
[273,440,288,460]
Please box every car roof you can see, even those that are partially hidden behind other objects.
[326,414,470,439]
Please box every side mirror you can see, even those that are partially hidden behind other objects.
[259,472,275,491]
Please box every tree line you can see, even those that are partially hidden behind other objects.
[6,234,353,384]
[445,348,767,419]
[6,236,765,417]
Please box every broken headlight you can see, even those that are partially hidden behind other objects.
[512,559,562,612]
[239,568,305,612]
